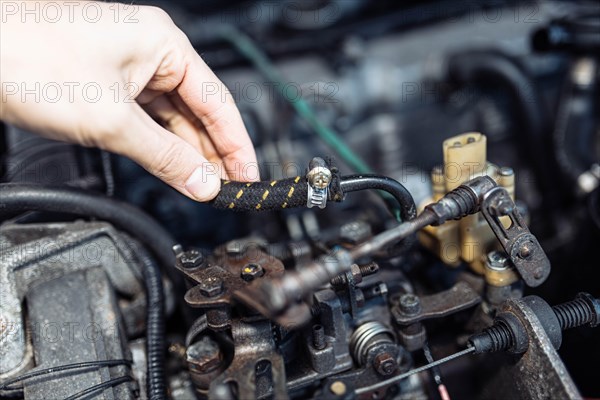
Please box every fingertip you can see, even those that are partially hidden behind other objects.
[184,165,221,201]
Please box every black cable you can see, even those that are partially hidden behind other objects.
[340,174,417,223]
[0,184,172,400]
[64,376,134,400]
[0,359,132,391]
[136,247,166,400]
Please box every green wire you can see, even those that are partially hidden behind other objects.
[219,26,401,221]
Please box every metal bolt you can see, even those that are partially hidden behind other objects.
[486,251,508,270]
[198,276,223,297]
[518,243,532,259]
[241,263,264,282]
[180,249,204,269]
[399,293,421,315]
[330,381,347,396]
[187,336,222,373]
[312,324,326,350]
[373,352,398,376]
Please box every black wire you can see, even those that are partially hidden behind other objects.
[0,359,132,391]
[63,375,134,400]
[340,174,417,222]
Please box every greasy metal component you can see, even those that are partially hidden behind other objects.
[180,250,205,269]
[177,246,284,329]
[307,157,332,209]
[312,325,326,350]
[350,322,395,366]
[233,249,353,325]
[391,282,481,325]
[373,353,397,376]
[240,263,265,282]
[479,298,582,400]
[0,222,143,379]
[208,320,288,400]
[186,335,225,393]
[480,187,551,287]
[483,250,519,287]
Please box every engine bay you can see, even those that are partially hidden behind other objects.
[1,1,599,399]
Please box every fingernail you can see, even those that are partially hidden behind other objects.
[185,167,220,201]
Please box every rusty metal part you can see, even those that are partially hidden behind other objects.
[480,187,551,287]
[373,353,397,376]
[391,282,481,326]
[479,298,582,400]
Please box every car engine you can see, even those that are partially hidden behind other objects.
[1,1,599,399]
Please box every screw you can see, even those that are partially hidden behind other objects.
[312,324,326,350]
[180,249,204,269]
[187,336,222,373]
[307,157,332,189]
[399,293,421,315]
[198,276,223,297]
[330,381,347,396]
[241,263,264,282]
[373,353,398,376]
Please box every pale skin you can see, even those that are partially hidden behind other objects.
[0,1,258,201]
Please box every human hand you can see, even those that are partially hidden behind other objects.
[0,1,258,201]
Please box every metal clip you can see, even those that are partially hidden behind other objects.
[306,157,332,209]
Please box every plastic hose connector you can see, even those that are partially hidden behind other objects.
[210,177,308,212]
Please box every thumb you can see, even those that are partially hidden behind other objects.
[106,103,221,201]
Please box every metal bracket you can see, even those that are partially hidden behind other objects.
[480,187,551,287]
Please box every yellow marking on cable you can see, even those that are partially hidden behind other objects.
[287,187,295,198]
[262,190,270,200]
[271,181,277,187]
[246,182,252,187]
[224,180,231,185]
[294,176,301,183]
[282,202,288,208]
[236,189,244,199]
[256,203,262,210]
[229,202,235,209]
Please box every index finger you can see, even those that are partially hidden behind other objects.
[176,50,258,181]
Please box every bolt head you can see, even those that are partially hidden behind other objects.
[491,199,514,216]
[399,293,421,315]
[373,353,398,376]
[187,336,222,372]
[241,263,264,282]
[486,251,508,270]
[180,250,204,269]
[198,276,223,297]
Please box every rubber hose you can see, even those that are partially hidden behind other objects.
[210,177,308,211]
[340,174,417,222]
[0,184,171,400]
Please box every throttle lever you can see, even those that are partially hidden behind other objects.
[480,187,551,287]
